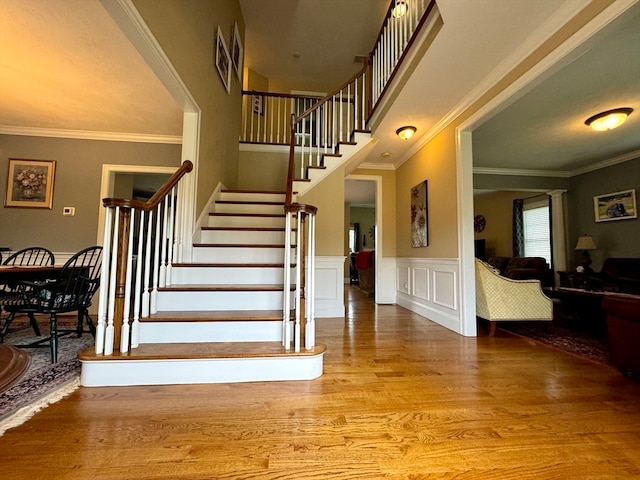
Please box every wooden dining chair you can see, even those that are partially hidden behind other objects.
[0,246,102,363]
[0,247,55,337]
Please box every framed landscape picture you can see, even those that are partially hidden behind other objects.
[5,158,56,208]
[215,26,231,93]
[593,189,637,222]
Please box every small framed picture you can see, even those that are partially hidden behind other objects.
[593,189,637,222]
[215,26,231,94]
[252,94,264,116]
[5,158,56,209]
[231,22,243,80]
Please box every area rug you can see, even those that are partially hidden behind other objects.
[0,314,94,427]
[499,321,614,368]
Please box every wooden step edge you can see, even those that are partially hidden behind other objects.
[221,189,286,195]
[208,212,285,217]
[201,227,288,232]
[338,141,357,146]
[193,243,295,248]
[158,284,296,292]
[144,309,289,322]
[215,200,284,206]
[172,263,296,268]
[79,342,327,362]
[293,178,311,183]
[322,153,342,158]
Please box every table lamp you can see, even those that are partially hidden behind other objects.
[575,235,597,273]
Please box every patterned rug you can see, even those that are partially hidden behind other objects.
[499,320,614,368]
[0,315,94,422]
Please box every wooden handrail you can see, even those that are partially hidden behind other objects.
[242,90,322,101]
[102,160,193,210]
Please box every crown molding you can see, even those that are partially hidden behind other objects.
[568,148,640,177]
[473,167,572,178]
[0,125,182,144]
[356,161,396,171]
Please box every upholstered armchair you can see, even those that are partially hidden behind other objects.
[475,259,553,336]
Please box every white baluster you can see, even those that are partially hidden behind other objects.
[131,210,145,348]
[141,210,153,318]
[166,188,176,286]
[120,211,134,353]
[159,197,168,287]
[95,207,113,354]
[151,205,161,314]
[306,212,316,350]
[294,212,303,353]
[104,207,120,356]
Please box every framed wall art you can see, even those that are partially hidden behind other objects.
[593,189,637,222]
[5,158,56,209]
[411,180,428,247]
[215,26,231,94]
[231,22,243,80]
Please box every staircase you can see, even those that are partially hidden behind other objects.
[79,189,325,386]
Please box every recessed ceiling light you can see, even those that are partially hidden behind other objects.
[585,108,633,131]
[381,152,391,158]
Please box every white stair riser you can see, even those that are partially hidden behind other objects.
[207,215,285,228]
[157,289,290,311]
[193,246,291,263]
[214,203,284,215]
[139,321,283,343]
[171,266,294,285]
[220,192,285,203]
[80,354,324,386]
[199,229,289,244]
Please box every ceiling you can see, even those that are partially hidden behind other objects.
[1,0,639,198]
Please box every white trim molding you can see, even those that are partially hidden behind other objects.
[395,258,464,334]
[314,256,346,318]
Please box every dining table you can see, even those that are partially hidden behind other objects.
[0,265,63,285]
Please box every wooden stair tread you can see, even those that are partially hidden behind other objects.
[193,243,294,248]
[79,342,326,361]
[172,263,295,268]
[221,189,285,194]
[159,284,295,291]
[146,309,287,321]
[215,200,284,206]
[208,212,285,217]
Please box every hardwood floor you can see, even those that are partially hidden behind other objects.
[2,286,640,479]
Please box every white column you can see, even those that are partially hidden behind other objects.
[548,189,567,286]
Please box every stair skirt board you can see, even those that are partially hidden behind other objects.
[80,353,324,386]
[156,290,290,311]
[139,320,284,343]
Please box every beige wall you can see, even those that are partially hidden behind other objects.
[473,191,527,258]
[133,0,244,214]
[395,125,458,258]
[238,149,288,191]
[298,168,344,256]
[0,134,180,252]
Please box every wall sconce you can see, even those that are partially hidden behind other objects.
[396,125,416,140]
[575,235,597,273]
[585,108,633,131]
[392,1,408,18]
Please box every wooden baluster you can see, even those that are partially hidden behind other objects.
[111,206,131,353]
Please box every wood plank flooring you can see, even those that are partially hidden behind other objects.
[2,286,640,479]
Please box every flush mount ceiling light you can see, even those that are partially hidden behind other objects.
[396,125,416,140]
[392,1,408,18]
[585,107,633,131]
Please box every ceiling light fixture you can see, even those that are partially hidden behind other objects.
[585,107,633,131]
[396,125,416,140]
[392,1,408,18]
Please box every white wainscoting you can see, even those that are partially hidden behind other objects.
[314,256,346,318]
[395,258,463,334]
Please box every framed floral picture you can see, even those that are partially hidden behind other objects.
[5,158,56,209]
[411,180,428,247]
[215,26,231,94]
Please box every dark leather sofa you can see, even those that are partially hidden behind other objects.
[598,258,640,295]
[603,295,640,378]
[486,256,554,288]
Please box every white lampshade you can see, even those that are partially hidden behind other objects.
[585,108,633,131]
[575,235,597,251]
[392,1,408,18]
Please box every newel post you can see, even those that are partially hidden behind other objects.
[112,206,131,351]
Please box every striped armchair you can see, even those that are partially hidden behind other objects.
[475,258,553,336]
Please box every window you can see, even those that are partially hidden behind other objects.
[523,204,551,264]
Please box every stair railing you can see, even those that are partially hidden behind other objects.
[95,160,193,356]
